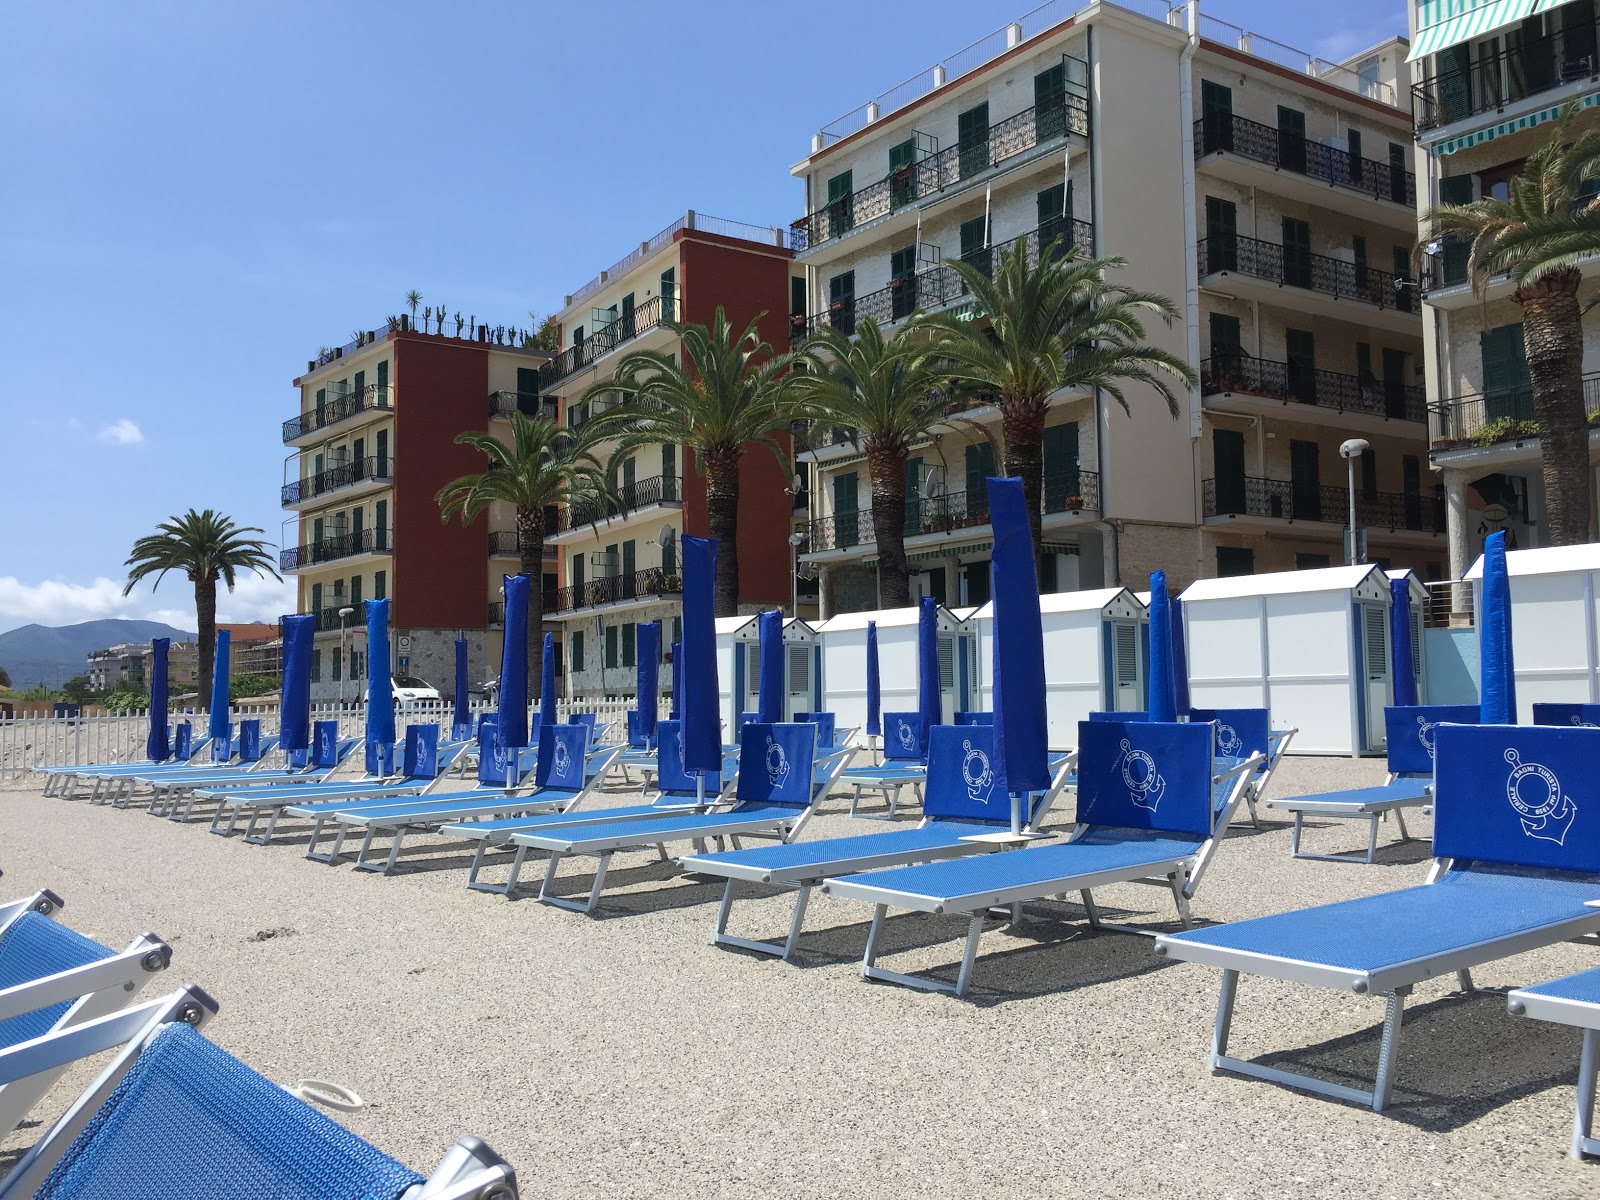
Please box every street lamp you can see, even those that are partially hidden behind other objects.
[788,532,807,617]
[337,606,355,709]
[1339,438,1370,565]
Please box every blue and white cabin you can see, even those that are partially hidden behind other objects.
[814,603,975,733]
[718,616,822,729]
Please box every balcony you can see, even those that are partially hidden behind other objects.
[552,474,682,539]
[1201,355,1426,427]
[1412,15,1600,137]
[789,79,1089,254]
[1430,373,1600,455]
[1203,475,1445,542]
[551,566,678,615]
[803,472,1100,557]
[310,605,370,632]
[283,384,391,445]
[488,390,558,421]
[539,294,674,390]
[1193,114,1415,219]
[280,456,393,508]
[791,217,1094,347]
[487,587,560,627]
[1198,234,1418,335]
[280,528,391,573]
[487,531,560,561]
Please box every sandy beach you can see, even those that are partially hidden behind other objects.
[4,755,1598,1199]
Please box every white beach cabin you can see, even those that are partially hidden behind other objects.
[815,604,974,732]
[969,587,1148,746]
[1180,563,1394,756]
[1463,543,1600,718]
[715,615,822,730]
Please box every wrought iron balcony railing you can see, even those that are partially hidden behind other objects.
[312,605,363,632]
[555,474,682,533]
[1194,113,1415,206]
[1201,355,1426,422]
[791,218,1093,346]
[487,531,560,559]
[280,456,393,507]
[280,528,391,571]
[1430,372,1600,451]
[488,390,558,420]
[790,78,1089,252]
[1203,475,1445,532]
[1412,13,1600,133]
[1198,234,1413,313]
[551,566,674,613]
[538,294,674,390]
[283,384,391,443]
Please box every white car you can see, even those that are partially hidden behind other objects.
[364,675,443,705]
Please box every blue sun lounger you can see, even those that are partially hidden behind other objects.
[681,727,1078,961]
[1157,723,1600,1113]
[516,723,852,913]
[138,725,357,818]
[1264,704,1479,863]
[315,728,625,874]
[820,720,1261,998]
[440,720,741,896]
[0,985,519,1199]
[838,711,926,818]
[103,725,285,810]
[37,729,208,799]
[0,888,173,1139]
[1509,966,1600,1159]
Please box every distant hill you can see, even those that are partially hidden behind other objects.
[0,619,194,689]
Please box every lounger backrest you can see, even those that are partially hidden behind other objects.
[1089,710,1149,723]
[535,724,588,793]
[238,721,261,763]
[793,712,837,749]
[954,712,994,726]
[1385,704,1480,776]
[736,722,817,808]
[172,725,192,760]
[308,721,339,769]
[881,712,924,761]
[1074,720,1216,839]
[209,724,234,764]
[1434,724,1600,874]
[923,725,1009,825]
[739,710,761,728]
[626,709,646,748]
[0,913,114,1050]
[31,1021,423,1198]
[567,713,597,732]
[1532,703,1600,728]
[402,724,439,778]
[1187,708,1270,761]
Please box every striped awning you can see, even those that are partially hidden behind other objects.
[1534,0,1580,12]
[1408,0,1539,61]
[1433,90,1600,155]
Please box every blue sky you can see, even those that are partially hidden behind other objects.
[0,0,1407,633]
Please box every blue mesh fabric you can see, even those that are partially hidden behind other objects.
[691,824,982,874]
[39,1023,420,1200]
[0,913,113,1050]
[1518,964,1600,1007]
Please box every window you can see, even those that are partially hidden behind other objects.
[826,171,854,238]
[965,442,996,521]
[311,582,323,614]
[1277,106,1307,174]
[571,631,584,674]
[890,244,917,319]
[1356,56,1380,100]
[350,651,361,680]
[572,324,584,348]
[1216,546,1254,576]
[374,570,386,600]
[572,553,585,591]
[828,271,856,335]
[1034,61,1068,141]
[957,103,990,178]
[622,539,636,588]
[1204,197,1237,271]
[605,625,619,669]
[1352,235,1368,290]
[311,649,323,682]
[1481,323,1533,420]
[1281,217,1312,289]
[833,471,860,548]
[662,536,676,576]
[1347,128,1363,182]
[1037,183,1073,256]
[350,575,362,606]
[660,267,676,321]
[332,648,343,682]
[888,138,916,209]
[1388,142,1408,204]
[1200,80,1233,153]
[790,276,806,320]
[1043,424,1081,511]
[661,443,676,479]
[960,216,991,279]
[622,623,636,669]
[376,360,389,403]
[1290,439,1321,521]
[376,429,389,476]
[1361,448,1377,501]
[1296,553,1332,570]
[314,387,326,420]
[1285,328,1316,403]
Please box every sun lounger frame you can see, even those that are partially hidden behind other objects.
[1508,970,1600,1159]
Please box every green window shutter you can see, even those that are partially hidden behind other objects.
[374,571,386,600]
[1200,80,1233,153]
[965,442,996,515]
[311,650,322,683]
[606,625,618,669]
[375,360,388,403]
[1034,62,1067,141]
[350,575,362,605]
[1285,328,1316,402]
[826,170,854,237]
[1347,128,1362,165]
[622,539,636,578]
[311,583,323,613]
[1277,105,1307,173]
[661,443,675,479]
[1481,324,1532,421]
[672,616,682,645]
[957,103,990,178]
[572,631,584,674]
[1356,342,1373,378]
[622,623,636,669]
[1208,313,1241,357]
[573,554,584,590]
[662,540,676,576]
[1043,424,1080,509]
[1361,448,1377,500]
[888,139,915,208]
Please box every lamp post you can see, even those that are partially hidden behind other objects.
[1339,438,1370,565]
[788,532,806,618]
[337,606,355,709]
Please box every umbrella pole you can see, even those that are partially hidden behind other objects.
[1010,792,1022,836]
[697,771,706,810]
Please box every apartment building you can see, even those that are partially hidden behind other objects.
[789,0,1442,614]
[284,322,555,702]
[536,211,803,700]
[86,644,146,692]
[1410,0,1600,592]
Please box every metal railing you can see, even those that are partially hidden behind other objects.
[555,475,682,534]
[1430,373,1600,450]
[1201,355,1426,422]
[539,294,674,389]
[283,384,390,442]
[488,390,558,420]
[552,566,673,613]
[486,531,559,559]
[792,218,1093,345]
[1412,13,1600,132]
[1204,474,1446,532]
[281,456,392,507]
[1198,234,1413,312]
[1194,113,1415,206]
[791,86,1089,252]
[280,528,390,572]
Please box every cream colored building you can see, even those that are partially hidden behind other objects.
[790,1,1439,613]
[1409,0,1600,598]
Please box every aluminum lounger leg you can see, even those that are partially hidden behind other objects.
[379,828,409,875]
[859,905,980,997]
[1372,990,1409,1112]
[1367,815,1380,864]
[1394,808,1412,842]
[1210,969,1239,1069]
[306,820,341,865]
[711,880,812,960]
[1457,970,1474,993]
[1170,871,1194,929]
[498,845,532,898]
[1575,1029,1600,1160]
[953,913,986,998]
[351,827,383,872]
[537,851,609,913]
[1080,890,1101,928]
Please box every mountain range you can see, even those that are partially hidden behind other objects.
[0,619,195,689]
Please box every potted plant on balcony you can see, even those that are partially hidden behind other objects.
[646,572,683,598]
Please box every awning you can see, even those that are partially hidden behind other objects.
[1534,0,1580,12]
[1408,0,1539,61]
[1433,90,1600,155]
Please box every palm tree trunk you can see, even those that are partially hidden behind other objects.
[866,441,912,608]
[518,508,545,700]
[704,443,742,617]
[1000,396,1049,571]
[194,577,217,710]
[1518,272,1593,546]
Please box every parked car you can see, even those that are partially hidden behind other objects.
[363,675,443,705]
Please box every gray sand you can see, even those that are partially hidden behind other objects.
[3,755,1598,1199]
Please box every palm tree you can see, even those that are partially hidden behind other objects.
[925,238,1196,563]
[578,308,801,616]
[436,412,610,698]
[1425,101,1600,545]
[793,315,963,607]
[404,289,422,329]
[123,510,280,706]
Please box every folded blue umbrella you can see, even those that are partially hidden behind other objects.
[637,621,661,739]
[986,476,1049,828]
[681,536,721,779]
[538,630,556,734]
[452,638,471,741]
[916,596,941,760]
[147,638,170,762]
[1479,529,1517,724]
[1147,570,1177,723]
[499,575,529,751]
[279,614,315,757]
[757,609,785,722]
[865,619,881,738]
[206,630,231,743]
[1389,577,1419,707]
[365,599,395,749]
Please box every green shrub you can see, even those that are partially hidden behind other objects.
[1471,416,1540,447]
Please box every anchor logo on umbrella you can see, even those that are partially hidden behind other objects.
[1216,723,1243,758]
[960,739,994,805]
[1119,739,1166,813]
[765,736,790,788]
[1505,748,1577,846]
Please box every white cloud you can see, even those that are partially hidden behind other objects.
[0,571,297,635]
[98,418,145,446]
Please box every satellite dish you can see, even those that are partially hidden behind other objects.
[658,526,676,549]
